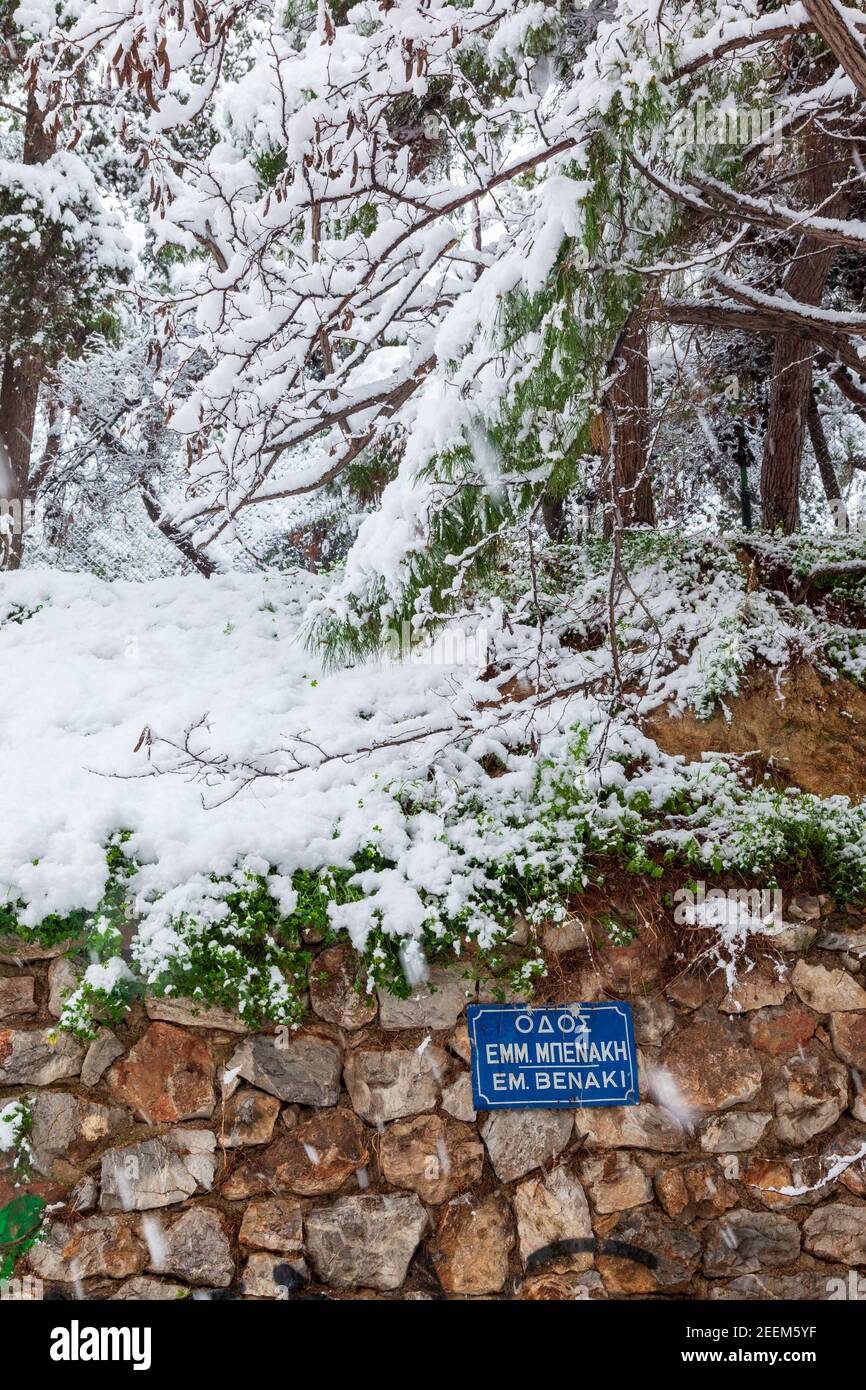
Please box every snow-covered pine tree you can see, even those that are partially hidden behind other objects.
[0,0,134,568]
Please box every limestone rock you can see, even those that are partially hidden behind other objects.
[430,1194,514,1295]
[743,1155,827,1211]
[480,1109,573,1182]
[220,1136,288,1200]
[575,1101,688,1152]
[240,1253,308,1298]
[0,936,72,962]
[771,1046,849,1145]
[818,929,866,955]
[223,1108,369,1200]
[148,1207,234,1287]
[720,962,790,1014]
[380,1114,483,1204]
[511,1166,592,1271]
[47,956,81,1017]
[0,976,36,1018]
[830,1011,866,1069]
[632,995,676,1046]
[654,1159,739,1223]
[823,1127,866,1199]
[145,994,250,1032]
[227,1031,342,1106]
[220,1138,290,1201]
[597,1208,701,1294]
[343,1046,447,1124]
[69,1175,99,1213]
[543,920,588,954]
[519,1270,607,1300]
[441,1071,476,1122]
[748,1002,817,1057]
[788,894,823,922]
[449,1023,471,1064]
[106,1022,215,1123]
[29,1215,144,1282]
[81,1028,125,1087]
[659,1019,762,1114]
[270,1108,367,1197]
[377,966,475,1031]
[703,1209,800,1276]
[238,1197,303,1254]
[699,1110,772,1153]
[0,1026,83,1084]
[580,1151,653,1212]
[764,921,818,953]
[590,925,663,994]
[111,1277,189,1300]
[710,1272,838,1300]
[791,960,866,1013]
[101,1129,216,1210]
[665,973,709,1010]
[305,1194,428,1290]
[29,1091,127,1179]
[221,1087,281,1148]
[506,915,530,947]
[309,945,377,1031]
[803,1204,866,1265]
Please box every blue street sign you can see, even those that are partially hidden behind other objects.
[467,1002,639,1110]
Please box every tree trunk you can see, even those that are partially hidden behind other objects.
[731,417,755,530]
[803,0,866,99]
[0,91,57,570]
[713,406,756,528]
[541,495,567,541]
[603,313,654,538]
[0,354,41,569]
[807,390,844,521]
[760,133,848,532]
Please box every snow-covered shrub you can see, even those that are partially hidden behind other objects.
[665,785,866,903]
[131,866,311,1030]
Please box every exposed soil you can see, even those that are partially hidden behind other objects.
[645,661,866,800]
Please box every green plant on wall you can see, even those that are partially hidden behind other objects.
[0,1196,46,1283]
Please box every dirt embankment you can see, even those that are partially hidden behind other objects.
[645,662,866,800]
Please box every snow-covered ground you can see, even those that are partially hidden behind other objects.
[1,562,609,1021]
[0,567,501,928]
[4,534,866,1029]
[4,533,866,933]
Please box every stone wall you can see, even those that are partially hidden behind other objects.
[2,902,866,1300]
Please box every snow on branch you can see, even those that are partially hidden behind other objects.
[21,0,866,602]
